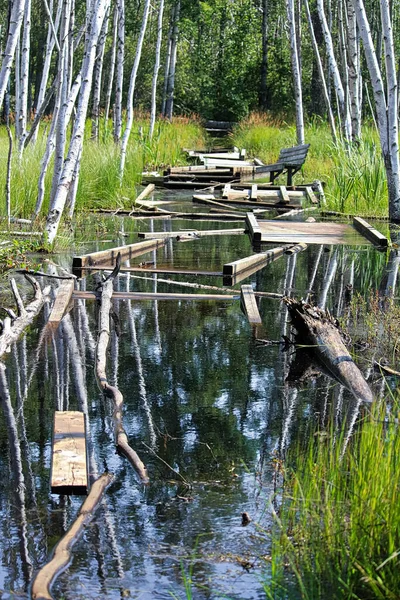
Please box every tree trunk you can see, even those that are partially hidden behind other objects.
[161,17,173,116]
[119,0,151,180]
[346,0,361,140]
[45,0,110,244]
[164,0,180,120]
[286,0,304,144]
[0,0,26,112]
[91,3,109,141]
[259,0,268,110]
[104,0,118,127]
[113,0,124,143]
[149,0,165,140]
[17,0,31,152]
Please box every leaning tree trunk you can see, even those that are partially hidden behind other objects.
[104,0,118,126]
[164,0,180,120]
[119,0,151,180]
[45,0,110,243]
[91,3,109,141]
[259,0,268,111]
[17,0,31,153]
[0,0,26,112]
[352,0,400,222]
[149,0,165,140]
[346,0,361,140]
[113,0,124,143]
[286,0,304,145]
[161,16,173,116]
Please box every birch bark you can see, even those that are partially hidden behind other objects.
[113,0,124,143]
[149,0,165,140]
[91,3,109,141]
[165,0,180,120]
[0,0,26,112]
[286,0,304,145]
[346,0,361,140]
[17,0,31,152]
[119,0,151,180]
[104,0,118,126]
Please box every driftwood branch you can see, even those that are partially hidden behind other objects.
[30,472,114,600]
[95,256,149,484]
[284,298,373,403]
[0,275,51,357]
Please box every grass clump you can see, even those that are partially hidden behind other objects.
[265,399,400,600]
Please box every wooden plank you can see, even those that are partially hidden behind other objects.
[138,228,245,240]
[80,266,223,276]
[274,207,318,220]
[240,285,262,324]
[72,239,167,273]
[280,186,290,203]
[305,186,319,204]
[73,291,238,301]
[135,184,155,205]
[251,184,258,200]
[353,216,389,247]
[246,212,263,243]
[284,242,308,255]
[48,280,75,327]
[193,194,301,210]
[223,245,290,276]
[51,411,87,495]
[256,219,369,245]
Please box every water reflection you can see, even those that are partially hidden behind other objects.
[0,216,391,598]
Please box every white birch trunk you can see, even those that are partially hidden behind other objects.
[165,0,180,120]
[149,0,165,140]
[286,0,304,145]
[91,4,110,141]
[161,17,173,116]
[352,0,400,221]
[104,0,118,127]
[14,37,21,140]
[119,0,151,180]
[0,0,26,112]
[346,0,361,140]
[317,0,352,140]
[113,0,124,143]
[17,0,31,152]
[303,0,337,139]
[45,0,110,243]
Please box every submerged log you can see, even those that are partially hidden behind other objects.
[284,298,373,403]
[95,257,149,483]
[0,275,50,357]
[31,473,114,600]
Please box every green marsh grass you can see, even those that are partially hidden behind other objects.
[265,398,400,600]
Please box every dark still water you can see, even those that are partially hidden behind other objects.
[0,205,391,599]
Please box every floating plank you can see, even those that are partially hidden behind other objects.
[73,291,238,301]
[353,217,389,247]
[274,207,318,220]
[246,213,263,242]
[79,266,223,276]
[138,228,245,240]
[72,239,167,276]
[48,280,75,328]
[51,411,88,495]
[240,285,262,324]
[280,186,290,203]
[284,242,308,255]
[134,184,155,205]
[223,245,293,286]
[251,184,258,200]
[194,195,300,210]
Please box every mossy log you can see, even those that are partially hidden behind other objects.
[284,298,373,403]
[31,473,114,600]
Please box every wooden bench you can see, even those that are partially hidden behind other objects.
[256,144,310,185]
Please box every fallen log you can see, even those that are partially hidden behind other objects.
[284,298,373,403]
[0,275,50,357]
[31,473,114,600]
[95,257,149,483]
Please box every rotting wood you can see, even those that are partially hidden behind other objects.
[95,258,149,484]
[74,291,239,301]
[193,194,247,212]
[193,194,301,210]
[274,207,318,220]
[31,472,114,600]
[240,285,262,324]
[353,216,389,247]
[138,227,245,240]
[284,298,373,403]
[48,280,75,328]
[0,275,51,357]
[51,411,87,495]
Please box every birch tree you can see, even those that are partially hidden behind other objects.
[260,0,268,110]
[104,0,118,126]
[17,0,31,151]
[45,0,110,243]
[286,0,304,145]
[0,0,26,112]
[113,0,124,143]
[352,0,400,221]
[346,0,361,140]
[149,0,165,140]
[119,0,151,180]
[91,4,110,141]
[164,0,180,120]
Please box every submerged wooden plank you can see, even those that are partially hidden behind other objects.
[223,245,291,286]
[79,266,223,276]
[72,239,167,273]
[353,217,389,247]
[48,280,75,327]
[240,285,262,324]
[51,411,87,495]
[138,228,245,240]
[256,219,369,245]
[73,291,238,301]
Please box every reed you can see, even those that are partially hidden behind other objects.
[265,396,400,599]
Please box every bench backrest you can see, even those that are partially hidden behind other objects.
[277,144,310,166]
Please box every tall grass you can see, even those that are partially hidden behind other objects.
[264,398,400,599]
[231,113,388,217]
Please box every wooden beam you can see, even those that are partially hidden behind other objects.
[280,186,290,203]
[51,411,88,495]
[48,280,75,328]
[246,212,262,242]
[134,184,155,205]
[138,228,245,240]
[72,291,239,301]
[305,186,319,204]
[353,216,389,247]
[72,239,167,276]
[240,285,262,324]
[223,245,290,277]
[251,184,258,200]
[284,242,307,255]
[78,266,223,276]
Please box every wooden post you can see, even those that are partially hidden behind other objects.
[245,212,262,242]
[280,185,290,203]
[353,216,389,247]
[240,285,262,324]
[48,280,75,328]
[51,411,88,495]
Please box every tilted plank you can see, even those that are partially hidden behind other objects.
[246,212,263,242]
[51,411,87,495]
[139,228,245,240]
[72,239,167,273]
[223,245,289,276]
[48,280,75,327]
[240,285,262,324]
[305,186,319,204]
[353,217,389,247]
[280,186,290,203]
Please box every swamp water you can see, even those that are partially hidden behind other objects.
[0,194,391,599]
